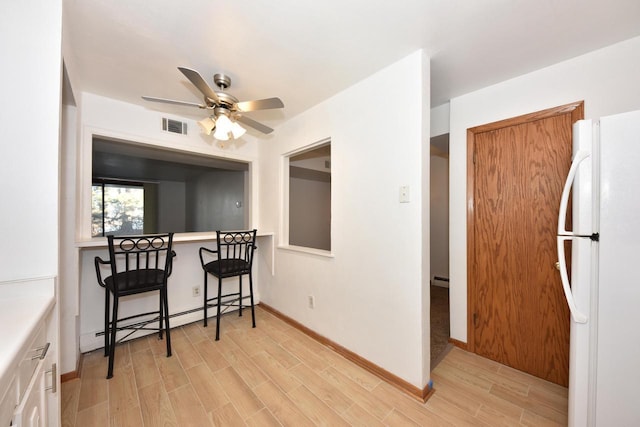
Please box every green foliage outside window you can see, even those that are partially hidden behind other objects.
[92,183,144,237]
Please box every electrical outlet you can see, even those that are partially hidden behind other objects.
[308,295,315,309]
[192,286,201,297]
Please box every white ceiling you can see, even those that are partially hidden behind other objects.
[62,0,640,131]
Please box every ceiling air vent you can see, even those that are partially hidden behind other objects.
[162,118,187,135]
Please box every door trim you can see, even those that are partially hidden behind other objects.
[466,101,584,352]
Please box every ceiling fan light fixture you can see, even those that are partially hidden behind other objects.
[213,113,233,140]
[231,121,246,139]
[197,116,216,135]
[213,126,230,141]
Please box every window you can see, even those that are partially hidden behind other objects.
[287,140,331,251]
[92,137,249,235]
[92,181,144,237]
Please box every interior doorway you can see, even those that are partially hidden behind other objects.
[430,133,451,368]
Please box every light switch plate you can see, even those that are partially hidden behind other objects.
[399,185,410,203]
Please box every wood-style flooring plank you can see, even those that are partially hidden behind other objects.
[431,365,524,421]
[329,352,382,392]
[226,327,269,357]
[76,359,109,412]
[185,363,230,413]
[286,384,351,427]
[520,409,567,427]
[214,366,264,418]
[107,363,139,416]
[340,402,386,427]
[244,408,282,427]
[130,348,161,389]
[425,394,490,427]
[221,346,269,389]
[60,378,80,427]
[181,321,209,344]
[279,337,331,372]
[260,336,302,369]
[371,381,450,426]
[382,409,427,426]
[253,380,315,427]
[319,366,393,421]
[490,382,568,425]
[110,405,144,427]
[128,335,150,354]
[210,402,248,427]
[167,384,214,427]
[289,363,353,414]
[154,353,189,392]
[172,333,204,370]
[251,350,301,393]
[194,338,232,373]
[75,401,109,427]
[146,334,171,357]
[138,382,178,427]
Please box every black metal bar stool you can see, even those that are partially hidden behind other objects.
[199,229,257,340]
[94,233,176,379]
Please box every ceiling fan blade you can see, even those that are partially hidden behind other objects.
[177,67,220,104]
[236,115,274,134]
[236,97,284,112]
[141,96,205,108]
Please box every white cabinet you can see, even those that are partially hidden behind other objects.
[0,278,59,427]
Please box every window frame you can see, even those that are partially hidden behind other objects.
[281,138,332,255]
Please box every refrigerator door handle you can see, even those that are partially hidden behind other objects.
[558,149,590,236]
[556,148,590,324]
[557,235,588,323]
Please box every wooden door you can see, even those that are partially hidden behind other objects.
[467,102,583,386]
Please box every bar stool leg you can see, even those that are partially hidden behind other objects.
[215,276,222,341]
[162,287,172,357]
[104,289,110,357]
[239,275,243,317]
[107,296,119,379]
[249,273,256,328]
[203,272,208,327]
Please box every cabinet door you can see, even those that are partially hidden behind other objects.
[12,360,46,427]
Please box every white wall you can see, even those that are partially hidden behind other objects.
[258,50,431,388]
[449,35,640,342]
[430,103,450,137]
[0,0,61,282]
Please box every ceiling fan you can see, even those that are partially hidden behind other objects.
[142,67,284,140]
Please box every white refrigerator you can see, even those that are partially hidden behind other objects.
[557,109,640,426]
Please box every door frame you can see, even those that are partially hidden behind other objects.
[466,101,584,352]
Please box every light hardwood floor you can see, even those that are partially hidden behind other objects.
[61,306,568,426]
